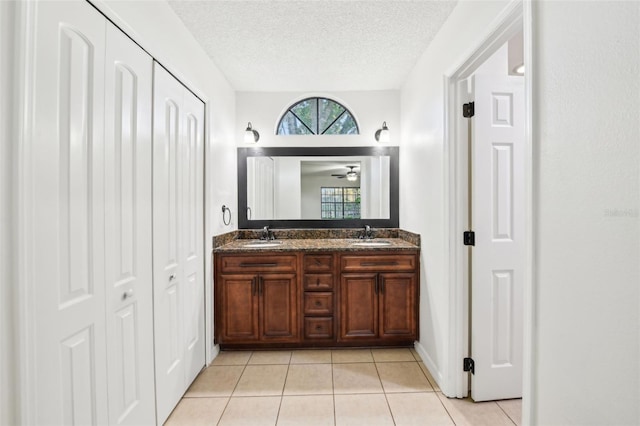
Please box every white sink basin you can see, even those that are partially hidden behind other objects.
[350,240,392,247]
[241,240,283,248]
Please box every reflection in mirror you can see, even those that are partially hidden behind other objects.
[247,157,390,220]
[238,147,398,229]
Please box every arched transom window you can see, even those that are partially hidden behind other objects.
[277,97,359,135]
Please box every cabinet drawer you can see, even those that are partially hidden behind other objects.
[218,254,297,273]
[304,317,334,339]
[304,292,333,315]
[303,254,333,272]
[303,274,334,290]
[341,254,416,272]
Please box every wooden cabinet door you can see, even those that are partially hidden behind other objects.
[340,273,378,340]
[219,274,259,342]
[379,273,416,339]
[260,273,298,341]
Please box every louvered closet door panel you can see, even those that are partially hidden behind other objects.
[103,22,156,426]
[30,2,108,424]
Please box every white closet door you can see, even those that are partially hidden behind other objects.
[30,2,108,424]
[180,90,206,386]
[153,63,205,424]
[103,22,156,425]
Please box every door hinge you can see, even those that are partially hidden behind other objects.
[463,357,475,374]
[463,102,475,118]
[463,231,475,246]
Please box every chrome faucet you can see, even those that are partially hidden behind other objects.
[361,225,373,240]
[261,226,273,241]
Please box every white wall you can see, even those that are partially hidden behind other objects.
[236,91,399,147]
[0,2,16,424]
[399,0,510,393]
[532,2,639,424]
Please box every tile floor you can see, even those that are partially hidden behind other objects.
[165,348,521,426]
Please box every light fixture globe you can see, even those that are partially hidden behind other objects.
[375,121,390,143]
[244,122,259,144]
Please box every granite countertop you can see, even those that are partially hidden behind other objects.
[213,237,419,253]
[213,228,420,253]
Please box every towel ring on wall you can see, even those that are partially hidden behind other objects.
[221,205,231,226]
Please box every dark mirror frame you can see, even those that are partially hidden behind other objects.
[238,146,399,229]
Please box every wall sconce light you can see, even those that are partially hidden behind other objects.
[374,121,390,143]
[244,122,259,144]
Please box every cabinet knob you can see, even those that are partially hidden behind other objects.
[315,301,321,307]
[169,274,176,281]
[122,289,134,300]
[315,325,322,330]
[316,278,320,286]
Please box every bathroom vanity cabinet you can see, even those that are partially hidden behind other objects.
[214,242,419,349]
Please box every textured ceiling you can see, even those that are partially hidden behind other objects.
[167,0,458,91]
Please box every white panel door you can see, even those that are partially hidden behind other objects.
[103,23,156,425]
[30,2,108,423]
[470,74,525,401]
[180,88,205,386]
[248,156,274,220]
[153,63,205,424]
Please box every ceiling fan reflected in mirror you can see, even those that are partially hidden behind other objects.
[332,165,359,182]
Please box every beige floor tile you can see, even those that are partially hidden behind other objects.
[165,397,228,426]
[334,394,394,426]
[386,393,454,426]
[371,348,415,362]
[332,363,383,394]
[218,396,281,426]
[290,349,332,364]
[419,362,441,391]
[248,351,292,365]
[497,399,522,426]
[234,364,288,396]
[283,364,333,395]
[376,362,433,393]
[437,393,515,426]
[331,349,373,363]
[277,395,334,426]
[211,351,252,366]
[184,365,244,397]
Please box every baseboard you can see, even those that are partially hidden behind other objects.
[413,341,445,393]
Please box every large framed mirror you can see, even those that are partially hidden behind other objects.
[238,146,399,229]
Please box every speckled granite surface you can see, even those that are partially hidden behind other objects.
[212,228,420,253]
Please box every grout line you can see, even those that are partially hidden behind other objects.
[331,356,337,426]
[215,354,251,426]
[273,360,289,426]
[372,358,397,425]
[435,391,458,426]
[496,400,519,426]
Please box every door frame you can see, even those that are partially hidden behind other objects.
[442,0,534,422]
